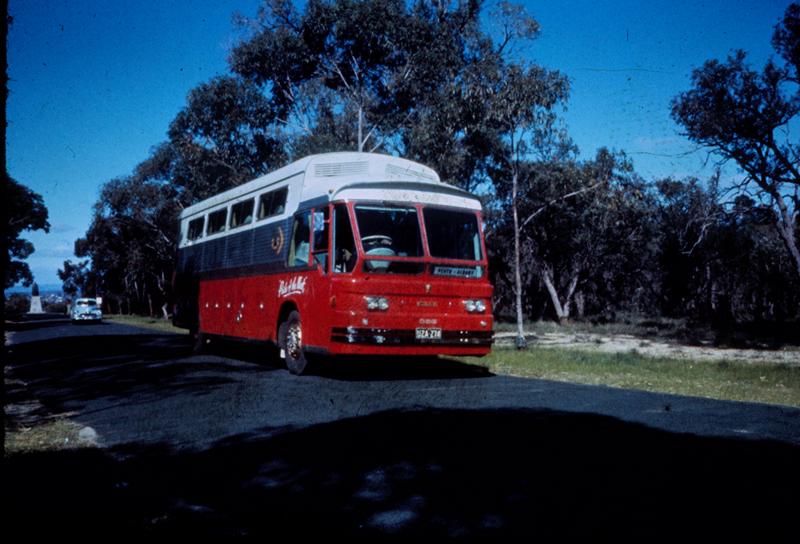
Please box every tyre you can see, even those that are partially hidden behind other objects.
[280,310,310,375]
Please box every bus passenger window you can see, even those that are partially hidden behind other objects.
[257,187,289,221]
[313,208,329,271]
[207,209,227,234]
[334,204,356,273]
[230,198,254,229]
[271,187,288,216]
[288,212,311,267]
[187,217,204,241]
[257,193,270,220]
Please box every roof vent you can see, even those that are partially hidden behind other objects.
[314,161,369,178]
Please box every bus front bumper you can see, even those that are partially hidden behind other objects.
[331,326,492,347]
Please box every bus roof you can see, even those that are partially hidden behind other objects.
[180,152,479,220]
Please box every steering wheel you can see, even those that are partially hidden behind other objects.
[362,235,395,270]
[361,234,393,248]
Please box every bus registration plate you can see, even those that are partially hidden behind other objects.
[415,327,442,340]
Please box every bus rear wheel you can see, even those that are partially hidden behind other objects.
[280,310,310,375]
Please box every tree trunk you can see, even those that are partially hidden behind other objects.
[575,291,585,319]
[774,199,800,282]
[357,106,364,152]
[541,264,579,322]
[512,170,527,349]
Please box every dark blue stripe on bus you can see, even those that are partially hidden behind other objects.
[177,218,293,276]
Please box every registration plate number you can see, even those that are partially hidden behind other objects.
[415,328,442,340]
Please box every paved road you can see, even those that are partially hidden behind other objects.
[6,321,800,539]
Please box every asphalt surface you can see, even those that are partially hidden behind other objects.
[5,321,800,539]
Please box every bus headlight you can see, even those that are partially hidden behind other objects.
[365,296,389,311]
[463,299,486,313]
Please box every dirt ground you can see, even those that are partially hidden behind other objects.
[494,331,800,366]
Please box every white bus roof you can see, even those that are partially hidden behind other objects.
[180,152,480,220]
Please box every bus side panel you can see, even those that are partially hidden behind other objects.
[236,274,279,341]
[194,218,293,339]
[199,278,229,337]
[199,275,269,340]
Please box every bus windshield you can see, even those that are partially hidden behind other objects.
[423,208,482,261]
[354,205,423,257]
[354,205,423,273]
[350,203,483,275]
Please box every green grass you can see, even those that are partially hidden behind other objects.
[5,417,91,455]
[105,314,188,334]
[460,346,800,407]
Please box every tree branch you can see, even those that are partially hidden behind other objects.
[520,180,605,231]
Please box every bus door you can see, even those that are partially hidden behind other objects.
[284,207,329,346]
[308,206,331,343]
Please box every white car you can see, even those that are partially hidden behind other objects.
[71,298,103,323]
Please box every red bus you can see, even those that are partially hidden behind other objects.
[173,152,493,374]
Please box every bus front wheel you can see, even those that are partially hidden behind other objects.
[280,310,309,375]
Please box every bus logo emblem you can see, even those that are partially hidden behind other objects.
[271,226,285,255]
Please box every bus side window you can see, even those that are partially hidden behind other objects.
[207,208,227,235]
[334,204,356,273]
[187,217,204,241]
[312,208,330,272]
[271,187,288,216]
[288,212,311,267]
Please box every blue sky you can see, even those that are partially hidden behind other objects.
[6,0,793,287]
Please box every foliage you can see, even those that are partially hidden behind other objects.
[4,174,50,288]
[4,293,30,318]
[490,150,659,322]
[655,176,800,324]
[162,76,286,203]
[671,3,800,278]
[43,301,67,314]
[76,175,180,315]
[58,259,90,298]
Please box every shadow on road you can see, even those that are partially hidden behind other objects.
[311,356,493,381]
[7,330,798,538]
[202,335,493,381]
[6,407,799,539]
[6,332,491,418]
[6,333,270,406]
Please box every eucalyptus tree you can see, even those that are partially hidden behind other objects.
[76,175,181,316]
[3,174,50,288]
[230,0,532,190]
[672,3,800,280]
[159,75,286,204]
[494,150,656,324]
[487,63,569,345]
[231,0,413,154]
